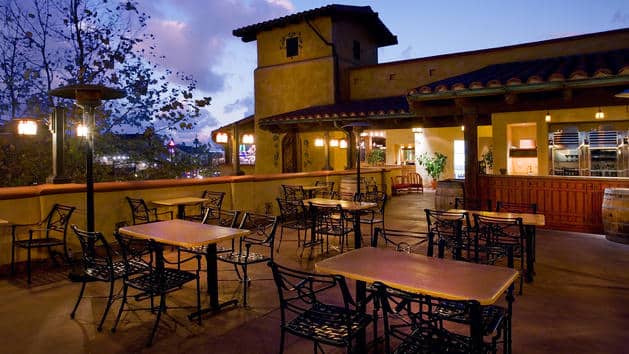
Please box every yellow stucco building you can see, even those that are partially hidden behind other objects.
[215,4,629,194]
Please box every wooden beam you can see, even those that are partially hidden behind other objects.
[463,113,479,207]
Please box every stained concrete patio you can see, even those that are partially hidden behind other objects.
[1,191,628,353]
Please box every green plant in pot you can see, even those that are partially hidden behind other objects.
[417,152,447,188]
[367,149,385,166]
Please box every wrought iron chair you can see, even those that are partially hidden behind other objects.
[125,197,173,225]
[424,209,472,261]
[185,190,225,223]
[314,180,335,197]
[474,214,526,295]
[281,184,306,201]
[217,212,278,306]
[358,190,387,240]
[496,201,538,265]
[372,281,507,354]
[11,203,76,284]
[311,203,354,254]
[454,197,492,211]
[268,261,373,354]
[112,232,201,347]
[69,225,148,331]
[178,209,241,294]
[276,198,312,252]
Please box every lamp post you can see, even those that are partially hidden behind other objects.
[342,122,370,196]
[49,84,125,232]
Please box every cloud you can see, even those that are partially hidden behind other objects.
[224,96,254,116]
[139,0,293,93]
[612,10,629,24]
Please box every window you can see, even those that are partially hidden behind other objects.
[454,140,465,178]
[286,37,299,57]
[239,144,255,165]
[353,40,360,60]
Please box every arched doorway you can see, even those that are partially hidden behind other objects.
[282,132,301,173]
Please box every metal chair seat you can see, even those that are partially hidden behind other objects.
[433,301,507,337]
[126,268,198,294]
[284,302,372,347]
[14,236,64,248]
[83,259,147,281]
[217,251,268,264]
[394,325,494,354]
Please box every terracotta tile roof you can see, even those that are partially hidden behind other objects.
[233,4,397,46]
[409,48,629,97]
[258,96,411,127]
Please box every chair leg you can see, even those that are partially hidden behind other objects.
[97,280,116,331]
[27,246,32,284]
[242,264,249,307]
[277,227,284,253]
[10,228,16,275]
[195,269,201,325]
[279,328,286,354]
[70,281,87,319]
[147,294,166,347]
[111,284,128,332]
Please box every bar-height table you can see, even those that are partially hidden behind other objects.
[152,197,208,219]
[303,198,376,250]
[118,219,250,319]
[316,247,519,352]
[449,209,545,282]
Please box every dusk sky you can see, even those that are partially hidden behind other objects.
[140,0,629,144]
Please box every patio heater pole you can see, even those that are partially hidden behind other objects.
[342,122,370,197]
[49,85,125,232]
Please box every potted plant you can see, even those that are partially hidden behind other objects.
[417,152,447,188]
[481,146,494,174]
[367,149,386,166]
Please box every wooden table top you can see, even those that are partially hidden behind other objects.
[316,247,518,305]
[0,218,8,224]
[152,197,208,206]
[301,185,327,192]
[304,198,376,211]
[449,209,546,227]
[118,219,250,248]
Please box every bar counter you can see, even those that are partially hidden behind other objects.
[478,174,629,233]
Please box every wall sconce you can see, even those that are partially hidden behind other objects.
[594,108,605,120]
[76,123,89,137]
[329,139,339,147]
[17,119,38,135]
[412,127,423,134]
[215,132,228,143]
[545,112,551,122]
[461,125,465,131]
[242,134,254,144]
[339,139,348,148]
[314,138,325,147]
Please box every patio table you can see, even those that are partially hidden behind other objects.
[152,197,208,219]
[316,247,518,352]
[118,219,250,319]
[301,185,328,198]
[449,208,545,282]
[303,198,376,251]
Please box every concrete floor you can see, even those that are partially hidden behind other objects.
[2,191,629,353]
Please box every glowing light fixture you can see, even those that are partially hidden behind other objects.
[329,138,339,147]
[17,120,38,135]
[76,123,89,137]
[594,108,605,120]
[461,125,465,131]
[314,138,324,147]
[545,112,551,122]
[412,127,423,133]
[242,134,254,144]
[339,139,348,148]
[216,132,228,143]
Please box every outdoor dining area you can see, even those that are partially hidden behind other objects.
[1,185,629,353]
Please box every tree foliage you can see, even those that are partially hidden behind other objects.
[0,0,213,186]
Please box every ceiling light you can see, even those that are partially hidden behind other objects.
[545,112,551,122]
[594,108,605,120]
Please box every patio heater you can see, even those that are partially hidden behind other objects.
[341,122,371,196]
[49,84,125,232]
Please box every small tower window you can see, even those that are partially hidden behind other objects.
[353,40,361,60]
[286,37,299,57]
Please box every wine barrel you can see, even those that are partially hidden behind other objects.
[434,179,464,210]
[602,188,629,244]
[340,176,367,198]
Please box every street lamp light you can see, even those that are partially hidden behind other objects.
[49,84,125,232]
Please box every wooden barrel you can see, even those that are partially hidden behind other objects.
[434,179,464,210]
[340,176,367,197]
[602,188,629,244]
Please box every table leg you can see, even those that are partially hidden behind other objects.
[301,205,323,252]
[188,244,238,320]
[177,205,186,219]
[525,226,534,282]
[355,279,367,353]
[353,210,362,250]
